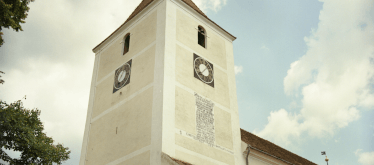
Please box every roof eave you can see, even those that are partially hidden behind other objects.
[240,129,317,165]
[92,0,156,53]
[176,0,236,42]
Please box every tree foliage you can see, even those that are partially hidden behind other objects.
[0,0,35,46]
[0,71,4,84]
[0,99,70,164]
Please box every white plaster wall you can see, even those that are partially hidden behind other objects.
[97,11,157,81]
[160,0,178,157]
[116,151,151,165]
[175,86,196,135]
[151,0,168,164]
[85,87,153,165]
[215,107,233,150]
[176,10,227,70]
[175,44,231,108]
[224,33,243,165]
[171,0,240,164]
[80,0,165,164]
[92,46,156,119]
[175,133,235,165]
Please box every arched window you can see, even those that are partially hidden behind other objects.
[198,26,206,48]
[123,33,130,55]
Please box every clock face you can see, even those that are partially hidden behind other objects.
[194,54,214,87]
[113,59,132,93]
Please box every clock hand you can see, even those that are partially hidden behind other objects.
[122,74,126,80]
[202,67,208,75]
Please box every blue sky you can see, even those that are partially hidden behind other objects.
[0,0,373,164]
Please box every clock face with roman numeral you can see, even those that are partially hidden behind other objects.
[113,59,132,93]
[194,54,214,87]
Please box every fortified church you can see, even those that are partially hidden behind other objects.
[80,0,317,164]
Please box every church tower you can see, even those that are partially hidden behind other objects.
[80,0,241,164]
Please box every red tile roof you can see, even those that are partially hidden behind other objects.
[241,129,317,165]
[166,129,316,165]
[123,0,155,25]
[93,0,236,52]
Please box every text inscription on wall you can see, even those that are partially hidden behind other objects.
[195,93,215,146]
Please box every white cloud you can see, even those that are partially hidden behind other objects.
[0,58,94,163]
[192,0,227,12]
[235,65,243,75]
[0,0,142,163]
[256,0,374,145]
[255,109,302,145]
[289,101,299,109]
[355,150,374,165]
[260,45,270,51]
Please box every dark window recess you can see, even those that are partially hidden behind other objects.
[123,34,130,55]
[198,26,206,48]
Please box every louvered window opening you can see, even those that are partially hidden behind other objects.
[123,34,130,55]
[198,26,206,48]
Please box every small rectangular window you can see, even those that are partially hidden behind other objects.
[198,26,206,48]
[123,34,130,55]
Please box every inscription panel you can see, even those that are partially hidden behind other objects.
[195,93,215,146]
[175,92,234,154]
